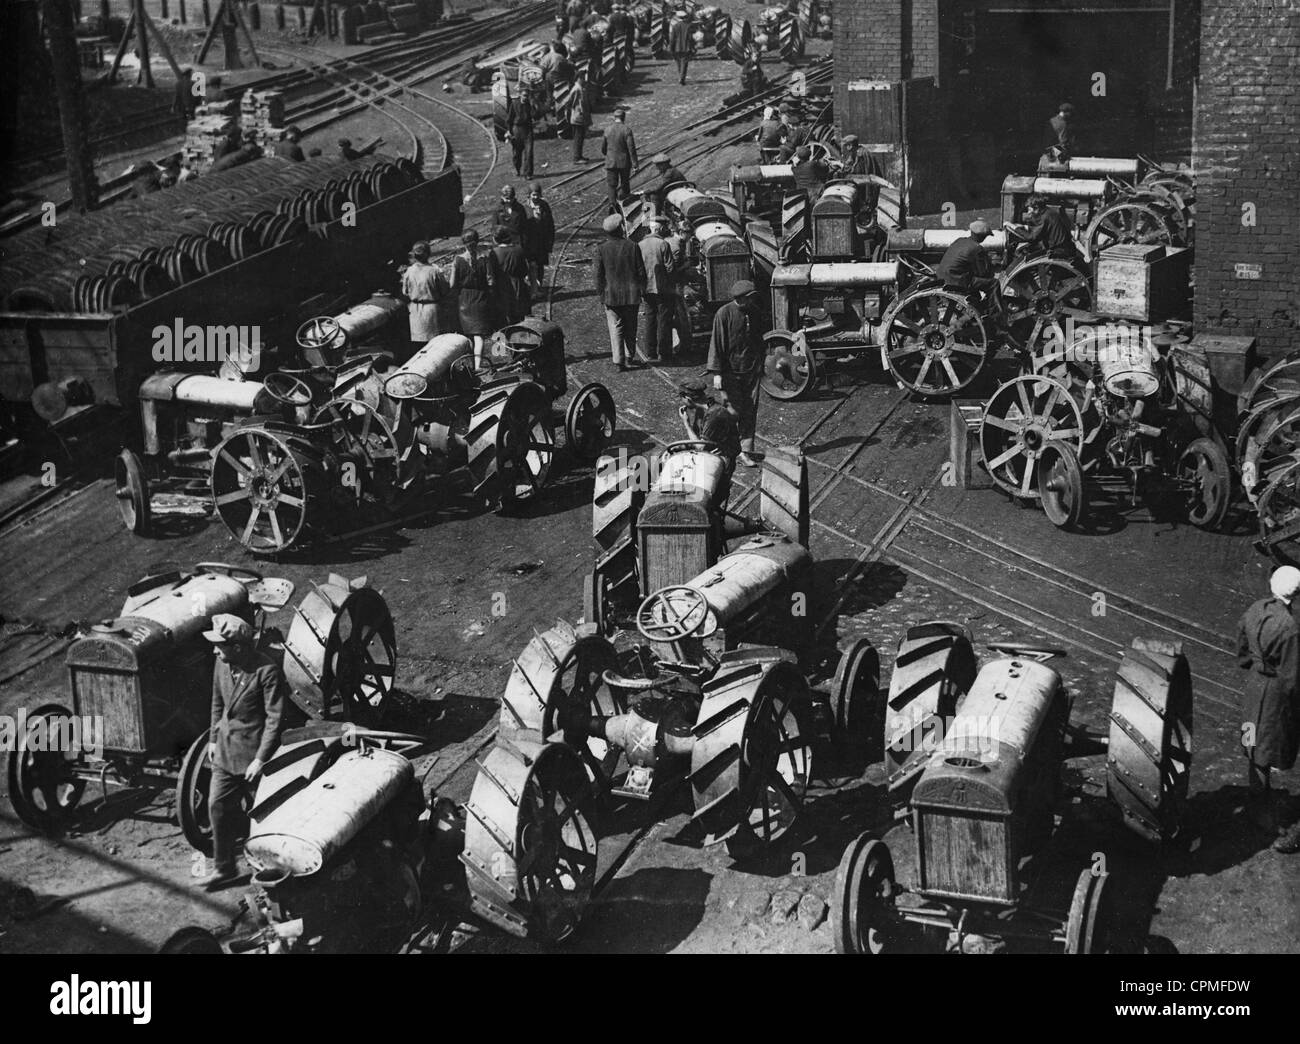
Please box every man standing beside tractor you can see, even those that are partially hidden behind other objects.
[668,8,695,85]
[201,615,288,892]
[706,279,765,467]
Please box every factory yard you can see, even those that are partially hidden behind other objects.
[0,0,1297,959]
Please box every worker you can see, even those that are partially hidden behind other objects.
[1021,194,1084,267]
[400,241,450,359]
[790,144,828,205]
[491,225,532,324]
[538,41,567,86]
[568,72,593,162]
[1237,566,1300,851]
[569,20,592,61]
[1043,101,1077,161]
[608,2,635,70]
[838,134,882,178]
[525,183,556,293]
[639,216,676,361]
[450,229,501,365]
[172,66,198,122]
[209,143,261,172]
[740,44,766,97]
[506,91,537,179]
[777,114,810,161]
[668,7,694,85]
[660,216,693,355]
[756,105,785,160]
[706,279,764,467]
[493,184,530,245]
[649,153,686,216]
[337,137,378,161]
[936,219,998,301]
[678,378,740,502]
[594,214,648,371]
[601,105,638,213]
[565,0,586,24]
[201,614,287,892]
[273,125,306,162]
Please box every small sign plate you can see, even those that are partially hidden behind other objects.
[1235,263,1262,280]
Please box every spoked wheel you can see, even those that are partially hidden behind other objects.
[761,331,817,400]
[467,380,556,512]
[829,638,882,755]
[115,448,152,536]
[6,703,85,832]
[563,382,616,463]
[1084,200,1178,261]
[832,834,898,954]
[176,729,213,855]
[499,620,626,789]
[1239,401,1300,501]
[689,656,813,857]
[1257,458,1300,565]
[998,257,1092,354]
[980,375,1087,500]
[461,740,598,943]
[1177,437,1231,531]
[210,426,328,554]
[883,288,988,398]
[1238,354,1300,417]
[1037,442,1086,529]
[1065,868,1113,954]
[313,398,410,505]
[158,927,225,954]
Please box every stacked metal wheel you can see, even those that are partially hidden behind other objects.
[1237,351,1300,564]
[1083,161,1196,261]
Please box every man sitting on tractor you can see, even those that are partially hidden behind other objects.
[1022,194,1084,268]
[678,378,741,502]
[936,219,999,307]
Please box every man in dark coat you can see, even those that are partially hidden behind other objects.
[493,184,530,245]
[172,67,198,122]
[568,74,593,162]
[706,279,765,466]
[272,125,306,162]
[506,92,537,178]
[492,226,533,323]
[838,134,883,178]
[790,144,829,206]
[1237,566,1300,850]
[678,378,740,504]
[608,3,635,69]
[1022,194,1084,267]
[201,614,287,890]
[668,9,695,84]
[594,213,647,370]
[450,229,501,363]
[601,106,638,212]
[525,183,556,292]
[650,153,687,216]
[936,219,998,302]
[1043,101,1076,160]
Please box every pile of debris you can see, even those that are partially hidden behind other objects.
[182,99,239,173]
[239,89,286,150]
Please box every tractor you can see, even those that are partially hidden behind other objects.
[6,564,397,855]
[1236,350,1300,565]
[753,6,805,61]
[978,326,1231,532]
[834,625,1192,954]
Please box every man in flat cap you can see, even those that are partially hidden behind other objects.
[936,219,998,303]
[1020,194,1084,268]
[1043,101,1077,161]
[678,378,740,498]
[595,214,648,370]
[201,614,287,891]
[492,225,532,323]
[1238,566,1300,850]
[706,279,764,466]
[601,106,639,213]
[493,184,530,247]
[506,89,537,179]
[790,144,829,207]
[668,7,695,85]
[650,153,687,217]
[837,133,882,178]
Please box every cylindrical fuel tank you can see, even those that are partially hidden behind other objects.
[1032,176,1110,200]
[1040,156,1139,179]
[695,220,743,245]
[245,747,415,876]
[655,448,728,498]
[384,334,474,399]
[886,229,1008,254]
[731,163,795,184]
[138,372,268,411]
[685,536,811,627]
[333,293,404,343]
[817,182,858,208]
[666,187,724,225]
[1100,337,1160,399]
[937,657,1062,761]
[807,262,899,287]
[118,572,251,642]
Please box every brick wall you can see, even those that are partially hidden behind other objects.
[1193,0,1300,356]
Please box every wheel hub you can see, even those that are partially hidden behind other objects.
[923,327,950,353]
[1019,423,1047,457]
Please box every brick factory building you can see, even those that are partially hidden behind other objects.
[835,0,1298,358]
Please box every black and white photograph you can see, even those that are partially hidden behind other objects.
[0,0,1295,983]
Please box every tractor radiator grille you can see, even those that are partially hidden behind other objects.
[641,531,712,596]
[813,218,854,258]
[917,810,1014,904]
[707,258,753,302]
[71,668,145,754]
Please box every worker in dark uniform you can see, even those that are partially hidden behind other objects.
[209,143,261,173]
[492,225,532,324]
[650,153,687,216]
[273,125,306,162]
[337,137,379,161]
[201,614,287,891]
[936,219,998,303]
[678,378,740,504]
[1237,566,1300,851]
[706,279,764,467]
[1043,101,1076,161]
[493,184,530,245]
[506,91,537,178]
[601,105,638,212]
[525,183,556,293]
[450,229,501,365]
[172,66,198,122]
[838,134,882,178]
[790,145,828,206]
[756,105,785,160]
[668,8,694,84]
[595,213,648,371]
[569,73,593,162]
[740,44,766,98]
[1022,194,1084,267]
[608,2,635,70]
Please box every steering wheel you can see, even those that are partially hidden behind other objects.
[664,440,722,456]
[297,316,345,352]
[636,586,716,643]
[195,562,265,583]
[262,371,315,407]
[898,254,936,279]
[600,669,661,692]
[986,641,1067,663]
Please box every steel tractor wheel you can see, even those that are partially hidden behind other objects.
[210,426,329,554]
[761,331,817,400]
[461,739,598,943]
[689,654,814,858]
[777,13,804,60]
[498,620,627,789]
[313,398,412,506]
[1037,442,1087,530]
[758,445,810,546]
[1238,402,1300,504]
[1083,200,1179,262]
[1107,639,1193,844]
[829,638,882,756]
[1177,437,1232,531]
[591,451,645,609]
[882,288,989,398]
[883,622,977,811]
[158,927,225,954]
[114,448,152,535]
[998,257,1092,354]
[1065,868,1114,954]
[1257,457,1300,565]
[467,380,556,512]
[176,729,214,855]
[980,375,1088,501]
[283,576,397,723]
[727,16,752,62]
[6,703,86,832]
[563,382,617,463]
[833,834,899,954]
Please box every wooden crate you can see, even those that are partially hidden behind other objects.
[1095,245,1191,322]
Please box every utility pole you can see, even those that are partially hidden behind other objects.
[39,0,98,211]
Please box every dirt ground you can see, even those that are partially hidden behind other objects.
[1,7,1297,956]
